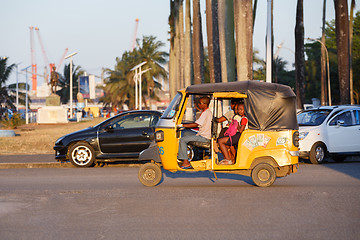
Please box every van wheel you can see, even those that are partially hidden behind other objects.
[138,163,162,187]
[251,163,276,187]
[310,143,326,164]
[69,142,95,168]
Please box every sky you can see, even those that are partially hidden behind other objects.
[1,0,357,88]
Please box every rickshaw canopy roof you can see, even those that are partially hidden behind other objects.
[186,81,298,131]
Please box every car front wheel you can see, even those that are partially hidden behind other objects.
[309,143,326,164]
[69,142,95,167]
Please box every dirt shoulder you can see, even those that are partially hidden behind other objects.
[0,118,105,155]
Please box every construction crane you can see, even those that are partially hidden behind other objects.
[29,26,69,91]
[131,18,139,50]
[35,27,55,84]
[56,48,68,72]
[29,26,37,91]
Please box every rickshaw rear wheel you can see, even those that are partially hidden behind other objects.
[138,163,162,187]
[251,163,276,187]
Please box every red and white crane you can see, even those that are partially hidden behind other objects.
[29,26,37,91]
[29,26,68,91]
[131,18,139,50]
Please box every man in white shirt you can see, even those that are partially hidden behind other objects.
[177,96,212,169]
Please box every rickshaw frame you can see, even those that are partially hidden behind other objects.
[138,81,300,187]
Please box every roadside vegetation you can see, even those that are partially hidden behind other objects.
[0,117,104,155]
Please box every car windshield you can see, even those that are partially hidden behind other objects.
[297,109,332,126]
[161,93,182,119]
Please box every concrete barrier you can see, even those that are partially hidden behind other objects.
[0,130,16,137]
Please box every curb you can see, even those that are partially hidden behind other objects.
[0,162,72,169]
[0,162,143,169]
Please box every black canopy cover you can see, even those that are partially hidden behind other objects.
[186,81,298,131]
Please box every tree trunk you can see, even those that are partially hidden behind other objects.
[321,0,328,105]
[234,0,253,81]
[184,0,192,87]
[206,0,222,83]
[295,0,305,109]
[218,0,236,82]
[252,0,258,31]
[192,0,205,84]
[334,0,350,104]
[169,0,177,99]
[349,0,355,104]
[178,0,185,89]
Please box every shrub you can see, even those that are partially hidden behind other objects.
[1,112,24,129]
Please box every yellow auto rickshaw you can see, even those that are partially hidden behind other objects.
[138,81,299,187]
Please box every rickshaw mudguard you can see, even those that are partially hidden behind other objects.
[138,141,161,163]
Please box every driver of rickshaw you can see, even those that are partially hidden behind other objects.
[177,96,212,169]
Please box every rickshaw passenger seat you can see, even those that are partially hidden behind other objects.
[188,141,210,149]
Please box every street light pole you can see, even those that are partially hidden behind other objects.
[266,0,272,83]
[307,38,331,106]
[65,52,78,118]
[15,62,22,111]
[21,65,31,124]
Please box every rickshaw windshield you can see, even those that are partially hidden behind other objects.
[161,93,183,119]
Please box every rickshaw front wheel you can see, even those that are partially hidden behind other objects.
[138,163,162,187]
[251,163,276,187]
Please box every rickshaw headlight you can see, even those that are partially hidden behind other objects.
[293,131,300,147]
[155,130,164,142]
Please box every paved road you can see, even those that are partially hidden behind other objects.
[0,154,54,164]
[0,163,359,240]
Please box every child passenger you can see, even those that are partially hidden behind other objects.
[218,102,248,165]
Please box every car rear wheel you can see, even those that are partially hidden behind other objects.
[138,163,162,187]
[69,142,95,168]
[251,163,276,187]
[309,143,326,164]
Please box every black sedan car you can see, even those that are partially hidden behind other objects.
[54,110,161,167]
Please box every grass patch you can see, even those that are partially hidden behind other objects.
[0,118,105,155]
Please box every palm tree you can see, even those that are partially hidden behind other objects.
[185,0,193,87]
[192,0,205,84]
[334,0,350,104]
[0,58,27,114]
[101,51,137,109]
[102,36,167,110]
[169,0,178,99]
[349,0,356,104]
[295,0,305,109]
[320,0,328,105]
[234,0,253,81]
[206,0,221,83]
[135,35,168,108]
[218,0,236,82]
[56,63,83,104]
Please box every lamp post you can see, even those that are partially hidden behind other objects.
[266,0,272,83]
[21,65,31,124]
[130,61,147,110]
[14,62,22,111]
[307,38,331,106]
[65,52,78,118]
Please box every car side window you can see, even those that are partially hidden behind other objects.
[329,111,353,126]
[110,113,152,129]
[150,114,160,127]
